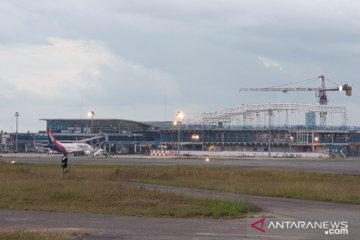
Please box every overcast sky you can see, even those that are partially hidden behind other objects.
[0,0,359,132]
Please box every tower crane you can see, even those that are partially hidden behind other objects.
[239,75,352,125]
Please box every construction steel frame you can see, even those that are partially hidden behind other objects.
[185,103,347,126]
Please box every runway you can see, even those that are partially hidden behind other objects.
[2,153,360,175]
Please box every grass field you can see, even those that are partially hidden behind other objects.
[0,163,255,219]
[111,165,360,204]
[0,231,81,240]
[1,162,358,225]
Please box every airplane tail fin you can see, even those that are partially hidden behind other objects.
[47,128,57,144]
[46,128,68,156]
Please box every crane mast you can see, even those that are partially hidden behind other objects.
[239,75,352,125]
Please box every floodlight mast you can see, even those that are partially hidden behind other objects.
[239,75,352,125]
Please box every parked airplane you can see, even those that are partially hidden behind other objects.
[46,128,103,157]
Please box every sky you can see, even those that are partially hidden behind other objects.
[0,0,359,132]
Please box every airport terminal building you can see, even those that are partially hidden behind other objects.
[3,119,170,154]
[43,118,169,154]
[1,104,360,157]
[2,116,360,157]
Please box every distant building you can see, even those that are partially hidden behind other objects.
[39,119,170,154]
[305,112,316,127]
[0,132,13,153]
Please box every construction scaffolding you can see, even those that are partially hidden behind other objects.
[185,103,347,126]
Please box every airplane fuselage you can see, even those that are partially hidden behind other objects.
[61,142,93,155]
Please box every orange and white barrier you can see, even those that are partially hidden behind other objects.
[150,150,177,157]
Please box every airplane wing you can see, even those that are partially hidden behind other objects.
[77,134,106,143]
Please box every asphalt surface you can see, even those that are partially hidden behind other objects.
[0,210,276,240]
[0,187,358,240]
[0,154,359,239]
[134,183,360,239]
[2,153,360,175]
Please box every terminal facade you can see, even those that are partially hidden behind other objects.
[1,117,360,157]
[1,104,360,157]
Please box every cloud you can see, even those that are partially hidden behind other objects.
[0,37,181,130]
[0,38,108,99]
[0,37,179,104]
[0,0,359,130]
[258,56,283,71]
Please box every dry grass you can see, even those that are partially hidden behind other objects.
[0,164,255,218]
[2,162,357,222]
[0,231,81,240]
[110,165,360,204]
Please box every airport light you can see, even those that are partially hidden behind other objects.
[311,132,319,152]
[175,111,184,156]
[289,135,294,151]
[191,134,200,151]
[88,110,95,134]
[191,134,200,140]
[14,112,19,153]
[176,111,184,122]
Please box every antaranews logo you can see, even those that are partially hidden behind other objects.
[251,218,266,233]
[250,218,349,236]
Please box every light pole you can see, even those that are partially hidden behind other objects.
[14,112,19,152]
[268,110,272,157]
[289,135,294,152]
[88,110,95,134]
[312,132,319,153]
[173,121,180,156]
[174,111,184,156]
[191,134,200,150]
